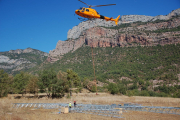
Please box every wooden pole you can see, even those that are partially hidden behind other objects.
[91,47,97,93]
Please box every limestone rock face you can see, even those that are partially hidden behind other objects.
[48,8,180,62]
[67,8,180,40]
[8,48,48,56]
[67,19,118,40]
[121,15,154,22]
[0,48,48,74]
[47,37,85,62]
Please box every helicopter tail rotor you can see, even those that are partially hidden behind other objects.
[115,15,120,25]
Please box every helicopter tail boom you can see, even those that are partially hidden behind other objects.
[103,15,120,25]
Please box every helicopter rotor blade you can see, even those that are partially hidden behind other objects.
[78,0,116,8]
[78,0,91,7]
[91,4,116,7]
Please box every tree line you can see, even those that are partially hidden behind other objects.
[1,67,180,98]
[0,69,85,98]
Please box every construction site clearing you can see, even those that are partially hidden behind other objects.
[0,93,180,120]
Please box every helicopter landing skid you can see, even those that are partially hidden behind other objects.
[78,17,89,21]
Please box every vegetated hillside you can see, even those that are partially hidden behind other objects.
[0,48,48,75]
[44,44,180,81]
[38,43,180,97]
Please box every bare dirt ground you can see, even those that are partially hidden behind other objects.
[0,92,180,120]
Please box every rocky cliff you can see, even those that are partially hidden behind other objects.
[48,8,180,62]
[0,48,48,74]
[68,8,180,39]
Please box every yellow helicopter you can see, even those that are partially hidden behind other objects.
[75,0,120,25]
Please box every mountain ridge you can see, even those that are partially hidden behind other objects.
[48,8,180,63]
[68,8,180,39]
[0,48,48,74]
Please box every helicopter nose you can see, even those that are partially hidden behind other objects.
[76,10,80,12]
[75,10,80,14]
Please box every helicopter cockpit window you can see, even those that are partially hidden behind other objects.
[86,9,89,12]
[82,8,85,11]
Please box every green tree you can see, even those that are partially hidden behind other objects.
[38,70,49,93]
[158,84,169,94]
[108,83,119,94]
[138,79,145,85]
[47,69,57,98]
[139,90,150,96]
[82,77,90,88]
[118,84,126,95]
[173,90,180,98]
[54,71,69,98]
[0,70,11,97]
[13,72,30,96]
[146,81,150,86]
[26,75,39,95]
[38,69,57,97]
[126,90,134,97]
[128,83,138,90]
[91,85,96,93]
[57,71,69,92]
[67,69,81,96]
[141,85,148,91]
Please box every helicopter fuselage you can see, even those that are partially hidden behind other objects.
[75,7,120,25]
[75,7,100,18]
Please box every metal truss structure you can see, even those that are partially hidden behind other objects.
[12,103,180,118]
[70,104,123,118]
[122,105,180,115]
[13,103,61,109]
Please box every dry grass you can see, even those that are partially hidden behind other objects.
[0,93,180,120]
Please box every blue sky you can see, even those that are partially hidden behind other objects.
[0,0,180,53]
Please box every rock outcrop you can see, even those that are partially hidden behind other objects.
[68,8,180,40]
[0,48,48,74]
[48,8,180,62]
[48,37,85,62]
[8,48,48,56]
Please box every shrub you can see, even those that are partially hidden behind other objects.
[139,90,150,96]
[108,83,119,94]
[126,90,134,97]
[138,79,144,85]
[91,85,96,93]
